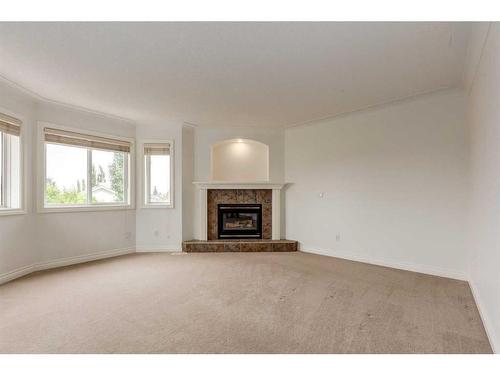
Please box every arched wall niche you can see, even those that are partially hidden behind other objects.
[210,138,269,181]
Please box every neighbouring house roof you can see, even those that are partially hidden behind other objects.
[92,185,116,194]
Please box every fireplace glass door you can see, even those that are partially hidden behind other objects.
[217,204,262,239]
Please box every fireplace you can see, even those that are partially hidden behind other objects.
[217,204,262,239]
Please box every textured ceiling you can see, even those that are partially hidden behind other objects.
[0,22,471,127]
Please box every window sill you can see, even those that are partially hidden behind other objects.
[0,208,26,216]
[38,204,134,214]
[140,204,174,209]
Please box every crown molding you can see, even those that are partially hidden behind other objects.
[0,73,136,125]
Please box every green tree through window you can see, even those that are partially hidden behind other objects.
[109,152,124,202]
[46,178,86,204]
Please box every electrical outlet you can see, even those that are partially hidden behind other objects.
[125,231,132,240]
[154,230,159,237]
[336,234,340,241]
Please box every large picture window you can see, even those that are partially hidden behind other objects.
[0,113,22,212]
[143,142,173,207]
[43,126,132,209]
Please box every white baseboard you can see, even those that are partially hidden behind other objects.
[0,264,35,285]
[469,279,498,353]
[135,245,182,252]
[300,247,467,281]
[1,246,184,284]
[0,247,135,285]
[0,244,467,283]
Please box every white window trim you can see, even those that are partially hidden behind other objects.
[37,121,135,213]
[138,139,174,209]
[0,107,26,217]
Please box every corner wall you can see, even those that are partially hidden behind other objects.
[0,82,37,278]
[135,122,183,251]
[466,23,500,352]
[285,90,469,280]
[182,125,195,241]
[188,126,285,240]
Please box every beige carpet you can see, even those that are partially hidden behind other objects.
[0,252,492,353]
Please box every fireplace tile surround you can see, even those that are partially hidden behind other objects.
[183,182,297,253]
[208,189,271,240]
[193,182,286,241]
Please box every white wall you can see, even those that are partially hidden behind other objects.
[193,127,284,183]
[211,139,269,181]
[285,90,469,279]
[466,23,500,352]
[135,122,183,251]
[463,23,491,92]
[0,81,37,277]
[182,125,195,241]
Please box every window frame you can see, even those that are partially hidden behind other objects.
[37,122,135,213]
[0,108,25,216]
[140,139,174,209]
[0,131,5,208]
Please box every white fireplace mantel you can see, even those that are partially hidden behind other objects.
[193,181,287,240]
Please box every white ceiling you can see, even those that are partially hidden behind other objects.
[0,22,471,128]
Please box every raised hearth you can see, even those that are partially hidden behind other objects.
[182,239,298,253]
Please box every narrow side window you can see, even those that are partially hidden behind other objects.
[144,142,173,207]
[0,113,21,211]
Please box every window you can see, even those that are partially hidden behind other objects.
[144,142,173,207]
[43,126,132,209]
[0,113,22,211]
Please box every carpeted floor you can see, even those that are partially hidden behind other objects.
[0,252,492,353]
